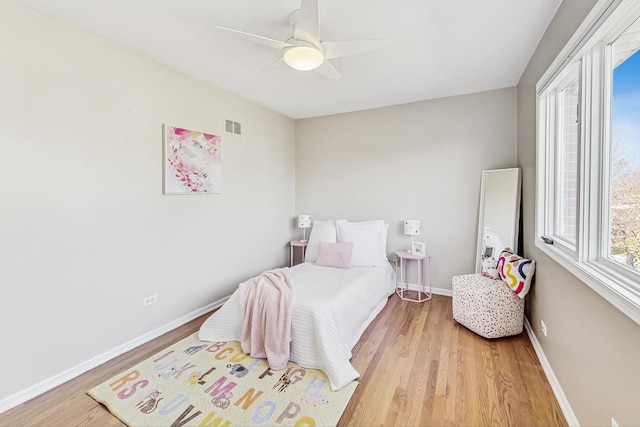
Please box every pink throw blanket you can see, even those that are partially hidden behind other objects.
[239,268,293,370]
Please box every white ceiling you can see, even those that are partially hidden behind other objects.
[13,0,561,119]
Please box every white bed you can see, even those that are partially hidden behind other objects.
[198,260,396,390]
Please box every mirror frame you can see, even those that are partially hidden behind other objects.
[475,167,522,273]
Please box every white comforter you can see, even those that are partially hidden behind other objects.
[198,261,396,390]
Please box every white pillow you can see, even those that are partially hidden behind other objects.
[381,223,389,261]
[336,220,387,267]
[305,220,341,262]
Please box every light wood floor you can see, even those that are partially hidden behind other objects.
[1,294,566,427]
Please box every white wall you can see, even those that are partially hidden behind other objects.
[0,1,295,401]
[517,0,640,425]
[295,88,516,290]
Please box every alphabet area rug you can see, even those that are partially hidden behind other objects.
[88,332,358,427]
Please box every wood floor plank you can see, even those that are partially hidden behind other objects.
[355,304,416,426]
[1,295,567,427]
[398,300,431,426]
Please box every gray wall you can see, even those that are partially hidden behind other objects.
[517,0,640,425]
[0,2,295,401]
[295,88,516,290]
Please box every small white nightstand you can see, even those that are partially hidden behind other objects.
[395,250,432,303]
[289,240,308,267]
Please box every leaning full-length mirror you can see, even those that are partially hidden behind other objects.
[475,168,522,273]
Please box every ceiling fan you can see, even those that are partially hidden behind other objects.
[216,0,391,80]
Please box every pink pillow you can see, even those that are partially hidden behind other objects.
[315,241,353,268]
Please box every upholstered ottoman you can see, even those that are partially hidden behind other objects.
[451,274,524,339]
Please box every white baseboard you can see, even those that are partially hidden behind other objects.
[403,283,453,297]
[0,296,230,415]
[431,287,452,297]
[524,317,580,427]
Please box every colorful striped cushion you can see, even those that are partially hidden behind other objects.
[497,249,536,298]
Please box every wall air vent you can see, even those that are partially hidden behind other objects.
[224,119,242,136]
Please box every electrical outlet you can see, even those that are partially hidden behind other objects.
[611,417,619,427]
[143,295,157,306]
[540,320,548,337]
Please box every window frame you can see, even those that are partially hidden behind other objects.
[553,63,581,251]
[536,0,640,326]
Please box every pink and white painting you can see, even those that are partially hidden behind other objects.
[163,125,221,194]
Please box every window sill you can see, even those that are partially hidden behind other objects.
[535,238,640,326]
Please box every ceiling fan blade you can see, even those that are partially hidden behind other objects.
[260,58,285,73]
[216,26,292,50]
[313,60,342,80]
[294,0,320,45]
[322,39,391,60]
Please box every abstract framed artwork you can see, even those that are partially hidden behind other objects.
[163,125,221,194]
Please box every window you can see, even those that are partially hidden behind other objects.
[536,0,640,325]
[608,30,640,273]
[554,67,580,248]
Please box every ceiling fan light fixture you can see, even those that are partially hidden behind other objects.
[284,46,324,71]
